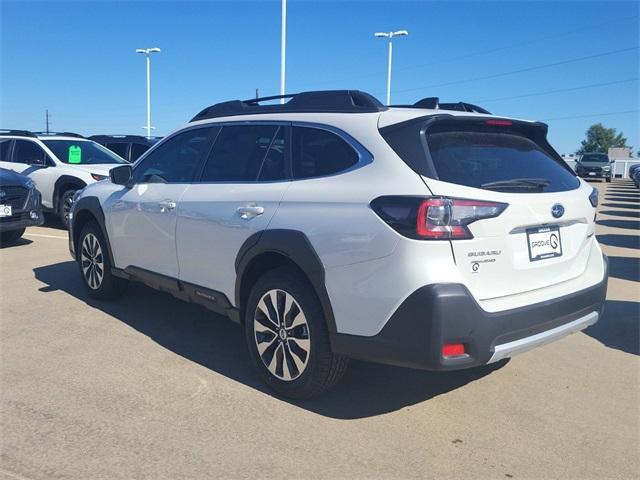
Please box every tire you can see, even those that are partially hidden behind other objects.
[606,177,612,183]
[58,189,76,229]
[244,267,349,399]
[77,221,128,300]
[0,228,25,245]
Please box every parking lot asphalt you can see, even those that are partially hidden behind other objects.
[1,180,638,480]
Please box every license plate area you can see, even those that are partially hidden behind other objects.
[527,226,562,261]
[0,205,12,217]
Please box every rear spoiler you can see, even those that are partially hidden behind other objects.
[379,114,572,179]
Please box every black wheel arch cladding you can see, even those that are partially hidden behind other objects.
[72,196,115,264]
[235,229,338,333]
[53,175,86,210]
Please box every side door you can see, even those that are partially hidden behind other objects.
[176,123,290,301]
[106,126,216,278]
[10,139,57,208]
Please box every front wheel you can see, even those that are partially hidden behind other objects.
[78,221,128,299]
[59,190,76,229]
[606,177,612,183]
[244,268,349,399]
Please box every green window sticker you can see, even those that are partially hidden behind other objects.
[68,145,82,164]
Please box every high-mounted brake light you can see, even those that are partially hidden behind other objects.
[485,119,513,126]
[370,196,508,240]
[416,198,507,240]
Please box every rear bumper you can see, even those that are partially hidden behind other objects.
[330,254,608,370]
[578,171,611,179]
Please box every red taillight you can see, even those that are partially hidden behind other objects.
[416,198,507,240]
[442,343,466,357]
[486,119,512,126]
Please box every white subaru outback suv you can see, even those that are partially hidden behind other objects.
[68,91,608,398]
[0,130,127,228]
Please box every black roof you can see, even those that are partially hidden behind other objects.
[89,135,160,143]
[0,130,85,139]
[191,90,387,122]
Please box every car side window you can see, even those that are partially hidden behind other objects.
[200,125,286,182]
[0,139,12,162]
[133,127,215,184]
[291,126,358,179]
[130,143,150,161]
[105,142,129,160]
[13,140,48,165]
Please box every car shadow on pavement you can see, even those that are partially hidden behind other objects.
[0,237,33,249]
[597,219,640,230]
[584,300,639,356]
[607,256,640,282]
[600,210,640,219]
[33,261,508,419]
[601,203,640,210]
[597,234,640,250]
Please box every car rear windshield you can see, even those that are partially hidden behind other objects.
[425,130,580,193]
[581,154,609,163]
[43,140,127,165]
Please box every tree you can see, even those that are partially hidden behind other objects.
[576,123,631,154]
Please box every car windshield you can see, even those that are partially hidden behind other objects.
[43,140,127,165]
[581,154,609,163]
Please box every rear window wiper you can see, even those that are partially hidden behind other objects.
[481,178,550,190]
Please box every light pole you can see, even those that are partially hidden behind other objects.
[280,0,286,104]
[374,30,408,105]
[135,47,161,138]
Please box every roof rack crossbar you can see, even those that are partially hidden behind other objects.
[391,97,491,115]
[191,90,387,122]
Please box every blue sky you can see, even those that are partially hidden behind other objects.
[1,0,638,154]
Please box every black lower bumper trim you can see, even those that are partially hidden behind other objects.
[330,254,608,371]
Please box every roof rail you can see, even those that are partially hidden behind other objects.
[392,97,491,115]
[191,90,387,122]
[0,129,37,137]
[33,131,85,138]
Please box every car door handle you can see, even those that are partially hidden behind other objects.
[158,200,176,213]
[237,205,264,219]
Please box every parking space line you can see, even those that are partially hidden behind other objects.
[24,233,68,240]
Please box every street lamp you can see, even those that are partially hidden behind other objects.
[280,0,286,104]
[374,30,408,105]
[135,47,161,138]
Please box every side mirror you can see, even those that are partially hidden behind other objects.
[110,165,133,186]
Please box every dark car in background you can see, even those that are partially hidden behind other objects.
[89,135,161,163]
[0,167,43,244]
[575,153,613,182]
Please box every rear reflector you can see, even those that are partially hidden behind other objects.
[442,343,466,357]
[486,119,513,126]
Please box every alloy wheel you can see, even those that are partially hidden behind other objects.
[80,233,104,290]
[253,289,311,381]
[63,193,74,225]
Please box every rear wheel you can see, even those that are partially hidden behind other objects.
[78,221,128,299]
[0,228,25,245]
[244,267,348,399]
[58,189,76,229]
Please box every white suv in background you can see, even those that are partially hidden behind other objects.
[69,90,608,398]
[0,131,127,228]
